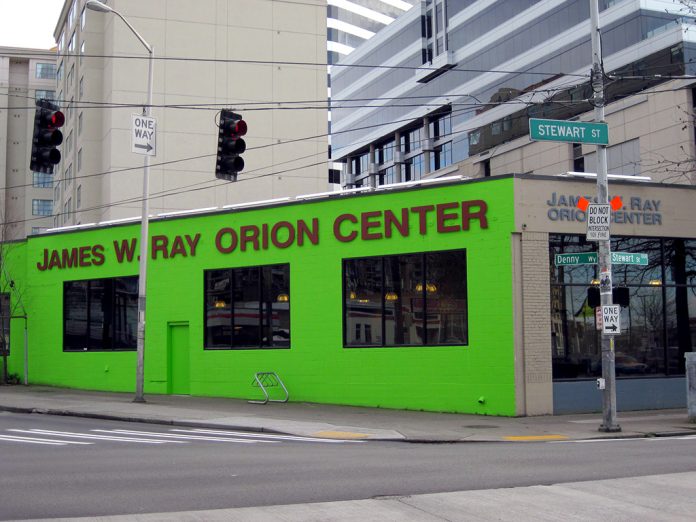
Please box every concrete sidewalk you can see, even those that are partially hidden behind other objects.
[0,385,694,442]
[33,471,696,522]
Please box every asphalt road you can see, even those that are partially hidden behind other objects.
[1,411,696,520]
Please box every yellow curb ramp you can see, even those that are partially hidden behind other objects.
[503,434,569,441]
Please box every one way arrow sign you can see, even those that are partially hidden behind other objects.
[602,305,620,335]
[131,114,156,156]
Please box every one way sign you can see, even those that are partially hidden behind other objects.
[131,114,156,156]
[602,305,620,335]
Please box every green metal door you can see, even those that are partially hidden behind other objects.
[168,323,190,395]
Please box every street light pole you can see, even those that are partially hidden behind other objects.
[589,0,620,432]
[86,0,153,403]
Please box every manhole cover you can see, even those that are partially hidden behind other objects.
[463,424,499,429]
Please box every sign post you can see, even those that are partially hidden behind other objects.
[590,0,620,432]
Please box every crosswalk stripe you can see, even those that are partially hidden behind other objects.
[9,429,184,444]
[173,428,363,443]
[0,434,73,446]
[92,429,277,444]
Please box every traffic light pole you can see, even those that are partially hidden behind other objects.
[87,0,154,403]
[590,0,620,432]
[133,45,154,404]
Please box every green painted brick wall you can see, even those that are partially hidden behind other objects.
[6,178,517,415]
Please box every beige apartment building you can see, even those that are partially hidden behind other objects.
[0,46,57,240]
[52,0,328,227]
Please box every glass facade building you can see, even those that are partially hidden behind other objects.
[331,0,696,184]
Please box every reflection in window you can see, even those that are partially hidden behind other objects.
[550,234,696,379]
[344,250,468,347]
[64,277,137,351]
[204,264,290,349]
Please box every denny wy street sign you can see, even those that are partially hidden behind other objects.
[529,118,608,145]
[555,252,648,266]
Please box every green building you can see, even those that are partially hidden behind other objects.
[2,175,695,415]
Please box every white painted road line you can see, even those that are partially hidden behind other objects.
[0,434,85,446]
[92,429,278,444]
[8,429,184,444]
[174,428,363,443]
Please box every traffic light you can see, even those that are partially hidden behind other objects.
[587,285,630,308]
[215,110,247,181]
[30,99,65,174]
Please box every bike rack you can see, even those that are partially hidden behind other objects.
[248,372,289,405]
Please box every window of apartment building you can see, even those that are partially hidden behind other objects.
[350,153,369,176]
[405,153,424,181]
[32,199,52,216]
[80,5,86,30]
[422,0,448,63]
[343,249,468,347]
[0,293,9,356]
[58,31,65,53]
[68,1,76,27]
[67,198,72,218]
[36,62,57,80]
[66,131,73,154]
[68,64,74,87]
[33,172,53,188]
[78,112,83,135]
[68,32,76,53]
[77,148,82,172]
[77,185,81,208]
[35,90,55,102]
[407,127,422,153]
[79,76,84,99]
[56,62,63,82]
[64,276,138,352]
[54,182,60,203]
[67,97,74,120]
[63,202,68,222]
[378,166,396,185]
[57,90,63,108]
[431,113,451,140]
[431,141,452,172]
[376,139,395,165]
[65,164,73,184]
[80,41,85,64]
[204,264,291,349]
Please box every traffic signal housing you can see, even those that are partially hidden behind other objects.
[30,99,64,174]
[216,110,247,181]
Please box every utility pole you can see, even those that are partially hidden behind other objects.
[590,0,620,432]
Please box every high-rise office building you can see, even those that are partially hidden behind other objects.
[0,46,57,240]
[327,0,414,63]
[52,0,328,227]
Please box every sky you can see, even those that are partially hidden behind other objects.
[0,0,64,49]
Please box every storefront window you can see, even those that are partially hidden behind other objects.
[344,249,468,347]
[550,234,696,380]
[64,277,137,351]
[204,264,290,349]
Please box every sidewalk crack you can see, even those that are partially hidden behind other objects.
[394,496,454,522]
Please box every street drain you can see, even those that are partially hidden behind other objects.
[463,424,499,429]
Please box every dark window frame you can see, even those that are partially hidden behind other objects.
[63,276,138,352]
[342,249,469,348]
[203,263,291,350]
